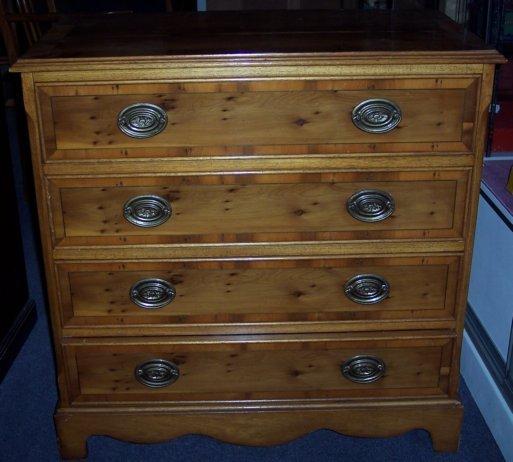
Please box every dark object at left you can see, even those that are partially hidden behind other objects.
[0,68,36,383]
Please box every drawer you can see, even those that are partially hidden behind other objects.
[50,170,468,246]
[57,256,460,330]
[64,332,454,403]
[38,78,479,160]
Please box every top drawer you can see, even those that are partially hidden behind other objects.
[37,78,478,161]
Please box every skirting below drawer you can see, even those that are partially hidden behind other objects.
[55,399,464,459]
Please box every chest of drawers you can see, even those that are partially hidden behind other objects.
[12,9,505,459]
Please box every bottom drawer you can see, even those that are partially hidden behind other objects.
[64,332,454,403]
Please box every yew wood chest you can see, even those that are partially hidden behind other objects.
[11,9,505,459]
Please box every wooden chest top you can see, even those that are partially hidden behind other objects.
[11,9,505,72]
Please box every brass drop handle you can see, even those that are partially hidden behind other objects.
[344,274,390,305]
[123,195,172,228]
[130,279,176,309]
[346,189,395,223]
[118,103,168,138]
[341,355,386,383]
[135,359,180,388]
[352,98,402,133]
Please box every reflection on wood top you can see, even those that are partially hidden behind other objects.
[12,9,506,71]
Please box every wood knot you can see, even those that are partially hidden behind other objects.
[294,118,309,127]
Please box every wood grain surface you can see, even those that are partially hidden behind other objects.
[54,400,463,459]
[12,10,504,69]
[63,332,454,403]
[12,8,502,458]
[38,78,478,159]
[57,256,460,328]
[51,170,468,245]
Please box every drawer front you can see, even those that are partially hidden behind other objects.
[57,256,460,329]
[38,78,478,160]
[51,170,468,246]
[64,333,453,403]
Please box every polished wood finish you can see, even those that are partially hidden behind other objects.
[0,0,175,65]
[38,78,478,158]
[12,9,503,459]
[14,10,504,65]
[58,256,460,329]
[65,332,453,403]
[52,170,468,244]
[55,400,464,459]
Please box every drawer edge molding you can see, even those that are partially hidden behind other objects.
[60,319,457,338]
[42,155,476,176]
[57,397,462,412]
[18,60,492,76]
[52,240,466,260]
[61,330,457,345]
